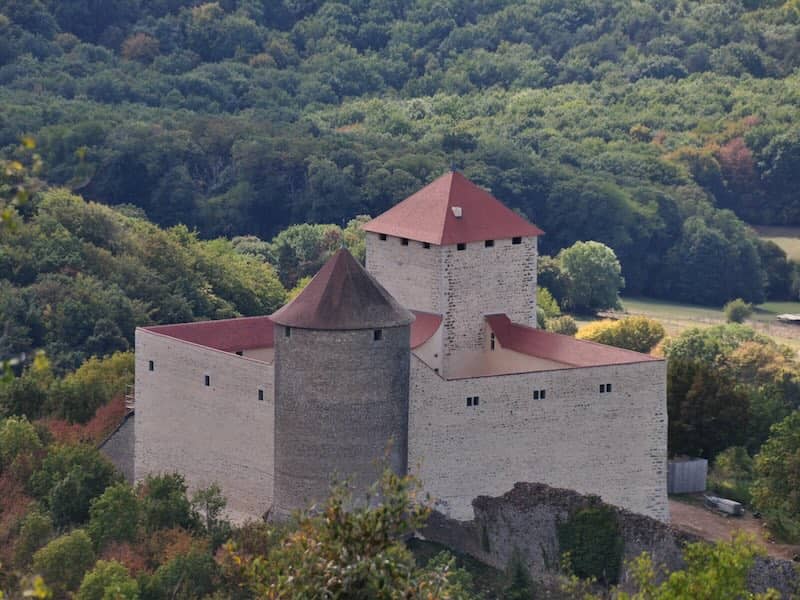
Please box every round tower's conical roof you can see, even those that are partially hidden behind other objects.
[270,248,414,330]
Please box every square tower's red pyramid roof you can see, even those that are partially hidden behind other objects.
[363,171,543,245]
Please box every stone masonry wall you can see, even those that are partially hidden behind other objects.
[408,356,668,522]
[134,329,275,519]
[272,324,410,519]
[365,232,444,314]
[423,483,799,598]
[441,237,537,377]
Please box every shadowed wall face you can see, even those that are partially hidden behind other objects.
[272,325,410,519]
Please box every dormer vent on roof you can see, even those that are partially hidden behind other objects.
[270,248,414,330]
[362,171,543,246]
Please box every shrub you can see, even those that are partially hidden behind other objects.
[537,287,561,319]
[557,504,622,585]
[576,316,665,353]
[29,444,120,526]
[724,298,753,323]
[88,483,140,549]
[0,415,43,474]
[708,446,753,505]
[32,529,95,594]
[138,473,195,532]
[14,507,54,567]
[76,560,139,600]
[546,316,578,336]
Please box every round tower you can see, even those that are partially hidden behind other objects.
[270,248,414,519]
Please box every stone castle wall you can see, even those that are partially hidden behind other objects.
[365,233,444,314]
[440,237,537,376]
[408,356,668,522]
[423,483,799,598]
[134,329,275,519]
[272,324,411,519]
[366,233,537,379]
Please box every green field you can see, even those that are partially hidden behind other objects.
[753,226,800,262]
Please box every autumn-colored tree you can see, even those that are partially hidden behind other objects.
[121,33,159,62]
[576,317,665,353]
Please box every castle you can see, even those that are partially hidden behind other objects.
[134,172,668,522]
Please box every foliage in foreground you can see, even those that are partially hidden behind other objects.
[225,469,474,599]
[572,533,778,600]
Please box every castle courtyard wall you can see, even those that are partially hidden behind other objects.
[408,356,668,522]
[441,237,537,376]
[134,329,275,519]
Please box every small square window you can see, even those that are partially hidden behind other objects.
[606,384,612,393]
[379,234,387,241]
[484,239,494,248]
[148,360,154,372]
[373,329,383,341]
[533,390,539,400]
[512,237,522,245]
[467,397,472,407]
[401,238,409,246]
[235,350,243,356]
[258,389,264,401]
[540,389,546,400]
[285,326,291,338]
[600,384,605,393]
[204,375,210,387]
[457,243,466,251]
[423,242,431,249]
[474,396,480,406]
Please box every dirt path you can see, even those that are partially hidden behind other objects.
[669,498,799,561]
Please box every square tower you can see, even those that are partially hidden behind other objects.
[364,172,542,377]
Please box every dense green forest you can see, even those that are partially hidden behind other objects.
[1,0,799,304]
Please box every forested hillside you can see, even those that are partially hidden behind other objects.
[1,0,799,304]
[0,190,286,372]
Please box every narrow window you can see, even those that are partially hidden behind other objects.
[540,389,546,400]
[204,375,210,387]
[457,243,466,251]
[373,329,383,341]
[148,360,154,372]
[285,326,291,338]
[606,383,612,393]
[467,397,472,407]
[401,238,409,246]
[600,384,605,393]
[379,234,387,241]
[422,242,431,249]
[474,396,480,406]
[485,239,494,248]
[512,236,522,245]
[258,388,264,401]
[490,332,496,351]
[235,350,243,356]
[533,390,539,400]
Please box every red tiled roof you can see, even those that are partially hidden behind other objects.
[485,314,660,367]
[143,308,438,352]
[410,310,442,349]
[142,315,274,352]
[362,171,543,245]
[270,248,414,330]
